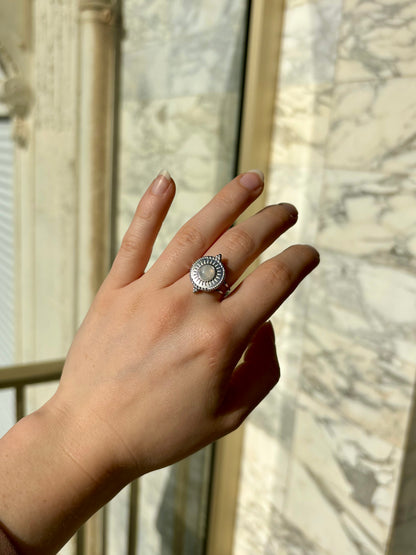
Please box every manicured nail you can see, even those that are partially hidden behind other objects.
[152,169,171,195]
[240,169,264,191]
[278,202,298,219]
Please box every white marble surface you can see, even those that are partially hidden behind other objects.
[266,165,324,248]
[292,391,402,537]
[307,251,416,367]
[301,320,414,447]
[279,0,343,86]
[233,394,293,555]
[285,456,386,555]
[318,170,416,270]
[327,78,416,173]
[337,0,416,81]
[234,0,416,552]
[271,84,333,168]
[123,0,246,51]
[122,18,247,101]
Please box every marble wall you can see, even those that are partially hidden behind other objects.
[234,1,416,554]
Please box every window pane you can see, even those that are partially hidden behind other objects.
[0,117,16,436]
[0,117,14,365]
[116,1,250,553]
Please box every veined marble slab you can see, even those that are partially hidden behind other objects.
[307,250,416,367]
[285,453,390,554]
[168,0,247,37]
[122,0,170,52]
[122,25,246,101]
[337,0,416,81]
[165,93,239,161]
[327,78,416,173]
[318,169,416,271]
[169,22,246,97]
[123,0,246,51]
[120,99,169,164]
[233,420,291,555]
[245,387,298,450]
[260,164,324,395]
[119,94,239,181]
[303,252,416,448]
[265,164,324,249]
[272,84,333,168]
[293,391,402,532]
[279,0,343,86]
[270,306,308,396]
[301,321,414,448]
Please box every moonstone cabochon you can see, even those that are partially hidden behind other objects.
[190,254,226,292]
[198,264,216,281]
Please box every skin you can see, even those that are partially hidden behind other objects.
[0,171,319,553]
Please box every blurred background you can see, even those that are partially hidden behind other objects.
[0,0,416,554]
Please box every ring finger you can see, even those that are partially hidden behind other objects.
[177,202,298,296]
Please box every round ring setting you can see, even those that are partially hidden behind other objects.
[190,254,228,294]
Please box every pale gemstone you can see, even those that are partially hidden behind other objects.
[198,264,216,282]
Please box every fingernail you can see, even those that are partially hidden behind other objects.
[152,169,171,195]
[240,169,264,191]
[278,202,298,219]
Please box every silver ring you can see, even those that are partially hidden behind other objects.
[190,254,230,295]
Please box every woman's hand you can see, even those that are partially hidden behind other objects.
[0,171,319,553]
[50,170,319,477]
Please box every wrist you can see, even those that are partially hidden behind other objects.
[0,398,134,554]
[45,388,142,481]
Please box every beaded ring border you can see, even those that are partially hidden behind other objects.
[190,254,230,296]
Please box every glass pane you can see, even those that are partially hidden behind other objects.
[116,0,250,552]
[0,116,14,365]
[0,115,16,434]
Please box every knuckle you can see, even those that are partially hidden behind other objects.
[214,190,234,210]
[204,318,233,352]
[176,224,206,252]
[143,294,189,337]
[136,202,153,221]
[227,227,255,256]
[120,232,141,256]
[263,259,293,287]
[223,409,247,434]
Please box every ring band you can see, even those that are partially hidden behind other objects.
[190,254,230,295]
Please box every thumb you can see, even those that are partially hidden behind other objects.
[219,321,280,422]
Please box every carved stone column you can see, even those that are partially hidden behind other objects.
[0,0,33,146]
[76,0,122,323]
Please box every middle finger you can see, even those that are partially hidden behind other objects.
[149,171,264,286]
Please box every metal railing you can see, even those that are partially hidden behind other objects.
[0,360,140,555]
